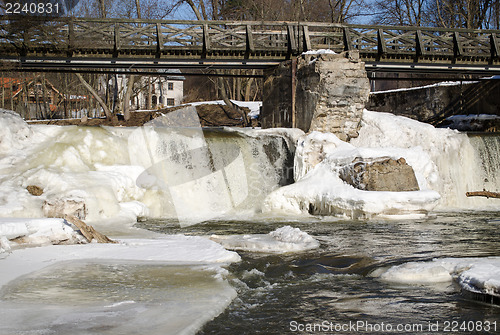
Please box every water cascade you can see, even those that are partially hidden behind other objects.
[0,108,296,226]
[351,110,500,211]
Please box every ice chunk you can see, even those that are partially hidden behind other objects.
[375,257,500,301]
[0,218,84,248]
[210,226,319,253]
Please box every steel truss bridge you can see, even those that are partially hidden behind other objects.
[2,17,500,77]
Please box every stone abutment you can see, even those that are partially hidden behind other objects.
[261,51,370,141]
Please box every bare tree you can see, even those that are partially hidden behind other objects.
[431,0,494,29]
[373,0,429,26]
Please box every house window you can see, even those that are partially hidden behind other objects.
[167,82,174,90]
[166,98,175,106]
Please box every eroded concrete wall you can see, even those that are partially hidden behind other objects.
[262,51,370,141]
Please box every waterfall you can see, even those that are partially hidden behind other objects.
[128,127,294,225]
[352,110,500,211]
[468,134,500,194]
[0,107,295,225]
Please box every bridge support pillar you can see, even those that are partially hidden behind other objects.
[262,51,370,141]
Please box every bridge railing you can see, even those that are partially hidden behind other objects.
[1,17,499,63]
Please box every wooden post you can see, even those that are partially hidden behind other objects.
[491,33,499,60]
[156,23,164,57]
[246,24,255,56]
[302,25,311,52]
[68,18,74,56]
[291,57,297,128]
[203,24,211,57]
[343,27,353,52]
[287,24,297,58]
[416,30,425,58]
[377,29,387,57]
[114,23,121,56]
[1,72,4,109]
[453,32,463,58]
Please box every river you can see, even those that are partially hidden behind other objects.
[137,211,500,334]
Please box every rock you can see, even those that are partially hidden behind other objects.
[26,185,43,196]
[340,157,420,192]
[43,198,87,220]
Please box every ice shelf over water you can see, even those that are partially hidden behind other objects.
[210,225,320,253]
[374,257,500,300]
[0,218,241,335]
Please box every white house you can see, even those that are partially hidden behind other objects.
[118,69,185,110]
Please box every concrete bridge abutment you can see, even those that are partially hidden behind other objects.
[261,51,370,141]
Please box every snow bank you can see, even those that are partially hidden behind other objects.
[0,109,32,156]
[210,225,319,253]
[375,257,500,300]
[0,218,85,253]
[263,129,440,219]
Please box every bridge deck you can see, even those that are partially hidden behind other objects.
[1,17,500,74]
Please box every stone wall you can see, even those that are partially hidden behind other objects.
[367,80,500,123]
[262,51,370,141]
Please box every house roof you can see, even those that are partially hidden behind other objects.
[157,69,186,81]
[0,77,21,88]
[1,77,63,100]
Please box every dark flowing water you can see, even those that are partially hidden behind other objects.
[138,211,500,334]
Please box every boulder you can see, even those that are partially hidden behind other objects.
[43,198,87,220]
[340,157,420,192]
